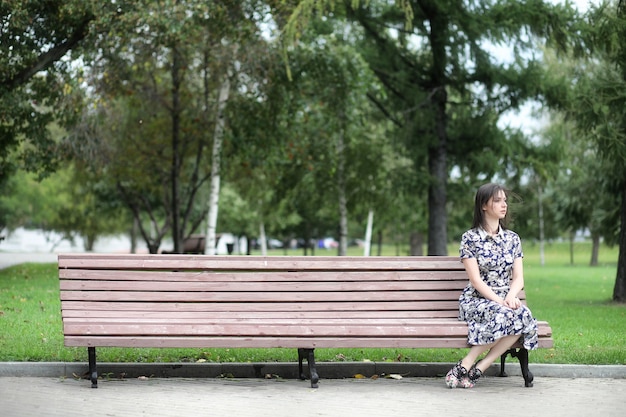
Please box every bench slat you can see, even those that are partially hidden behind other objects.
[59,279,468,292]
[62,320,552,337]
[58,254,464,271]
[62,335,554,349]
[59,300,467,313]
[61,319,552,341]
[60,310,462,319]
[59,269,469,282]
[62,318,478,326]
[62,324,485,337]
[59,290,466,302]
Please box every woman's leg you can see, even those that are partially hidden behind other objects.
[474,334,520,372]
[446,344,492,388]
[460,344,491,371]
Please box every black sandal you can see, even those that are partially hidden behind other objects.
[445,361,472,388]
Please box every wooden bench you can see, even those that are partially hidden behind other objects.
[161,235,206,255]
[57,254,553,388]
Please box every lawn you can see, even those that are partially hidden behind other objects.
[0,240,624,365]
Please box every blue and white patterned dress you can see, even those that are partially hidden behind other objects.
[458,227,538,350]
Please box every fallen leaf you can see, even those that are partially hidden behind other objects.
[370,374,379,380]
[137,376,149,380]
[386,374,403,380]
[196,358,207,363]
[353,373,367,379]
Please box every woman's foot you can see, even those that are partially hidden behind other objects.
[445,361,473,388]
[468,364,483,385]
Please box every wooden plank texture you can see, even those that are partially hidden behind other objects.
[62,335,554,349]
[59,269,469,282]
[59,279,468,292]
[57,254,553,351]
[58,254,464,271]
[60,300,462,312]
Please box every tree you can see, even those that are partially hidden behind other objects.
[0,1,97,180]
[253,21,394,256]
[0,167,128,251]
[66,1,267,254]
[563,0,626,301]
[546,117,620,266]
[285,0,582,255]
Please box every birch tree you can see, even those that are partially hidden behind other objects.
[205,70,231,255]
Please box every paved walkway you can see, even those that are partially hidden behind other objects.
[0,252,58,269]
[1,253,625,416]
[1,374,625,417]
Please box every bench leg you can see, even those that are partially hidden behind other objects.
[297,348,319,388]
[298,348,306,380]
[499,348,534,388]
[88,347,98,388]
[499,350,510,377]
[516,348,534,387]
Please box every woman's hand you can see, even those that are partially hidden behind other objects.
[504,294,521,309]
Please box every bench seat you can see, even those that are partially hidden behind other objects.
[58,254,553,388]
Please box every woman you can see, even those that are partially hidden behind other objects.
[446,183,538,388]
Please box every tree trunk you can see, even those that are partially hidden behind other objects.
[170,45,182,253]
[130,218,138,254]
[117,183,168,255]
[590,233,600,266]
[427,120,448,256]
[569,230,575,265]
[410,232,423,256]
[613,182,626,302]
[426,11,449,256]
[538,184,545,266]
[259,222,268,256]
[337,123,348,256]
[83,234,96,252]
[364,209,374,256]
[204,74,230,255]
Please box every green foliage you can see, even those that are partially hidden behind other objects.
[2,1,624,295]
[0,171,73,233]
[0,168,129,250]
[334,0,587,254]
[61,1,274,252]
[550,1,626,300]
[227,20,398,244]
[0,0,97,179]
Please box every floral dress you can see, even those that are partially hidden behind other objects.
[458,227,538,350]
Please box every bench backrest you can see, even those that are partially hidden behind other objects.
[58,254,549,349]
[58,254,492,319]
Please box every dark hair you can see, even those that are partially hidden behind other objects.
[471,183,511,230]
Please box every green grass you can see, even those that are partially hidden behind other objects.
[0,241,624,365]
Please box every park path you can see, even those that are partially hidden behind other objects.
[1,375,625,417]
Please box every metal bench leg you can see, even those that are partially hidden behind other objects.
[88,347,98,388]
[500,348,534,387]
[516,347,534,387]
[499,349,511,377]
[297,348,319,388]
[297,348,306,380]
